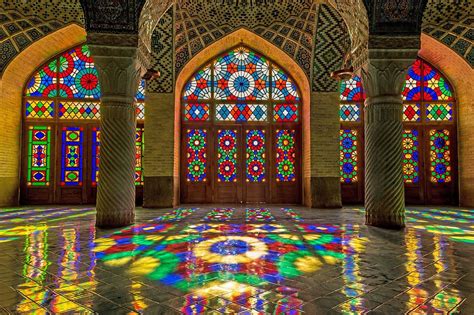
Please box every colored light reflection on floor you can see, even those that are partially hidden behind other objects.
[203,208,235,221]
[281,208,303,221]
[0,206,473,313]
[153,207,198,222]
[246,208,275,222]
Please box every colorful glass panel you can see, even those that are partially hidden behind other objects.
[422,62,453,101]
[183,65,212,100]
[339,104,360,122]
[403,104,421,122]
[214,47,269,100]
[184,103,210,121]
[186,129,207,182]
[58,102,100,119]
[135,128,144,186]
[215,104,267,122]
[430,129,451,183]
[340,129,358,183]
[136,79,146,101]
[276,129,296,182]
[340,76,364,101]
[25,60,58,97]
[246,130,265,182]
[274,104,298,122]
[27,126,51,186]
[25,100,54,119]
[426,103,453,121]
[60,127,83,186]
[403,59,423,101]
[272,66,299,101]
[58,45,101,99]
[92,128,100,187]
[136,102,145,120]
[403,129,420,184]
[217,129,238,182]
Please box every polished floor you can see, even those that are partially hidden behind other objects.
[0,205,473,314]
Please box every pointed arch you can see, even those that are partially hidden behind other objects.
[174,28,311,205]
[419,33,474,207]
[0,24,86,206]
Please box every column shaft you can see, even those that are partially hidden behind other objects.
[88,37,144,228]
[361,44,419,229]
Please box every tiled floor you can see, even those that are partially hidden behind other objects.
[0,205,473,314]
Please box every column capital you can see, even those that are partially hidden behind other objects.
[88,33,147,104]
[361,35,420,100]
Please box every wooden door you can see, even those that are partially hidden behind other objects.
[243,127,268,203]
[214,127,242,203]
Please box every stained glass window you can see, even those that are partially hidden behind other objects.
[25,60,57,97]
[27,126,51,186]
[340,130,358,183]
[430,129,451,183]
[60,127,83,186]
[58,102,100,120]
[340,58,456,193]
[403,59,454,102]
[276,130,296,182]
[426,103,453,121]
[23,44,146,201]
[184,103,210,121]
[272,66,299,101]
[58,46,101,99]
[340,76,365,101]
[135,128,145,186]
[181,47,301,192]
[136,102,145,120]
[217,130,238,182]
[214,48,269,101]
[215,104,267,122]
[403,130,419,183]
[186,129,207,182]
[92,128,100,187]
[246,130,265,182]
[25,100,54,119]
[136,80,146,101]
[183,65,212,100]
[403,104,421,122]
[340,104,360,122]
[274,104,298,122]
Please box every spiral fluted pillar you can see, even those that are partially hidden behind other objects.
[88,34,146,228]
[361,37,420,229]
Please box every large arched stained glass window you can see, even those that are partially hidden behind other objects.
[22,44,146,204]
[181,46,301,204]
[339,58,457,205]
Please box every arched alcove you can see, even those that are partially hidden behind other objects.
[174,28,311,205]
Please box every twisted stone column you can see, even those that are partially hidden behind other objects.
[89,34,145,228]
[361,41,418,229]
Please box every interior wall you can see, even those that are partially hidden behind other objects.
[143,93,176,208]
[173,28,312,205]
[0,24,86,206]
[419,33,474,207]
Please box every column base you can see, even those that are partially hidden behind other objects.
[143,176,174,208]
[365,214,405,230]
[311,177,342,208]
[96,210,135,229]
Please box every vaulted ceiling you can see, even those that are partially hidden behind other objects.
[0,0,472,81]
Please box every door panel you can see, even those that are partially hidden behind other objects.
[181,127,211,203]
[244,128,268,203]
[214,128,242,203]
[272,127,301,204]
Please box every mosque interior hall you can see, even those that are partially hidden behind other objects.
[0,0,473,314]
